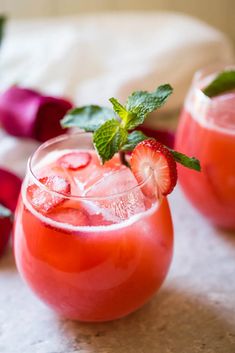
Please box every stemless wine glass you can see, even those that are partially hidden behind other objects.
[13,132,173,322]
[175,65,235,229]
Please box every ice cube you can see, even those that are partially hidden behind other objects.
[84,168,146,223]
[73,153,121,193]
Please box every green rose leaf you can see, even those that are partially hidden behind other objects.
[0,15,6,46]
[0,204,12,219]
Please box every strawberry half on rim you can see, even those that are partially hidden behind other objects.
[130,139,177,196]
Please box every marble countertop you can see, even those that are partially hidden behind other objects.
[0,186,235,353]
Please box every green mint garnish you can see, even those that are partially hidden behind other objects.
[121,130,148,151]
[0,204,12,219]
[0,15,6,46]
[61,105,115,132]
[109,98,129,123]
[61,84,201,171]
[93,120,128,164]
[203,70,235,98]
[125,84,173,129]
[170,150,201,172]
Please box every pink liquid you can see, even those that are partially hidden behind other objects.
[14,149,173,321]
[176,93,235,229]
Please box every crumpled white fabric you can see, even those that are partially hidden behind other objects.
[0,12,234,177]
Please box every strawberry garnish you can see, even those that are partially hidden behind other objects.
[49,207,90,226]
[27,175,71,214]
[130,139,177,196]
[57,152,91,171]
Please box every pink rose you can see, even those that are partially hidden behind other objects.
[0,168,22,257]
[0,204,12,257]
[0,86,73,142]
[0,168,22,211]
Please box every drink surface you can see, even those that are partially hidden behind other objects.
[176,92,235,229]
[14,148,173,321]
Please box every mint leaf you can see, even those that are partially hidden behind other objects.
[122,130,148,151]
[109,98,128,121]
[61,105,115,132]
[170,150,201,171]
[203,70,235,98]
[109,97,136,130]
[125,84,173,129]
[0,204,12,219]
[0,15,6,46]
[93,119,128,163]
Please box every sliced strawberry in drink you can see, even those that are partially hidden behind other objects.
[57,152,91,171]
[27,175,71,214]
[49,207,90,226]
[130,139,177,196]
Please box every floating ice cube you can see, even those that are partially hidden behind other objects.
[84,167,146,223]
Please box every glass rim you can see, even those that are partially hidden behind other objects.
[27,132,155,202]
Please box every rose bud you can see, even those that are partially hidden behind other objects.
[139,126,175,148]
[0,204,12,257]
[0,86,73,142]
[0,168,22,211]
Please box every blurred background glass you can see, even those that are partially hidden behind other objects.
[0,0,234,43]
[175,64,235,229]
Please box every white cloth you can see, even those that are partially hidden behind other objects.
[0,12,234,176]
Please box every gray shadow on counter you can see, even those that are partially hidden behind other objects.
[60,287,235,353]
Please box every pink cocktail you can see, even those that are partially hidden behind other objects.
[14,133,173,321]
[176,67,235,229]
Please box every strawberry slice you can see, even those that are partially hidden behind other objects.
[130,139,177,196]
[57,152,91,171]
[27,175,71,214]
[49,207,90,226]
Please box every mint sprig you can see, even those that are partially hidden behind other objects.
[93,120,128,164]
[61,84,201,171]
[121,130,148,151]
[170,150,201,171]
[125,84,173,129]
[61,105,115,132]
[203,70,235,98]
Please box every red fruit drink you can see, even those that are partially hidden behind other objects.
[14,133,173,321]
[176,69,235,229]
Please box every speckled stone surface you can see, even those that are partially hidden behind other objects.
[0,186,235,353]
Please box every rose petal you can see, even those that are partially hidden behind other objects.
[35,96,73,142]
[0,86,73,142]
[0,204,12,257]
[0,168,22,211]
